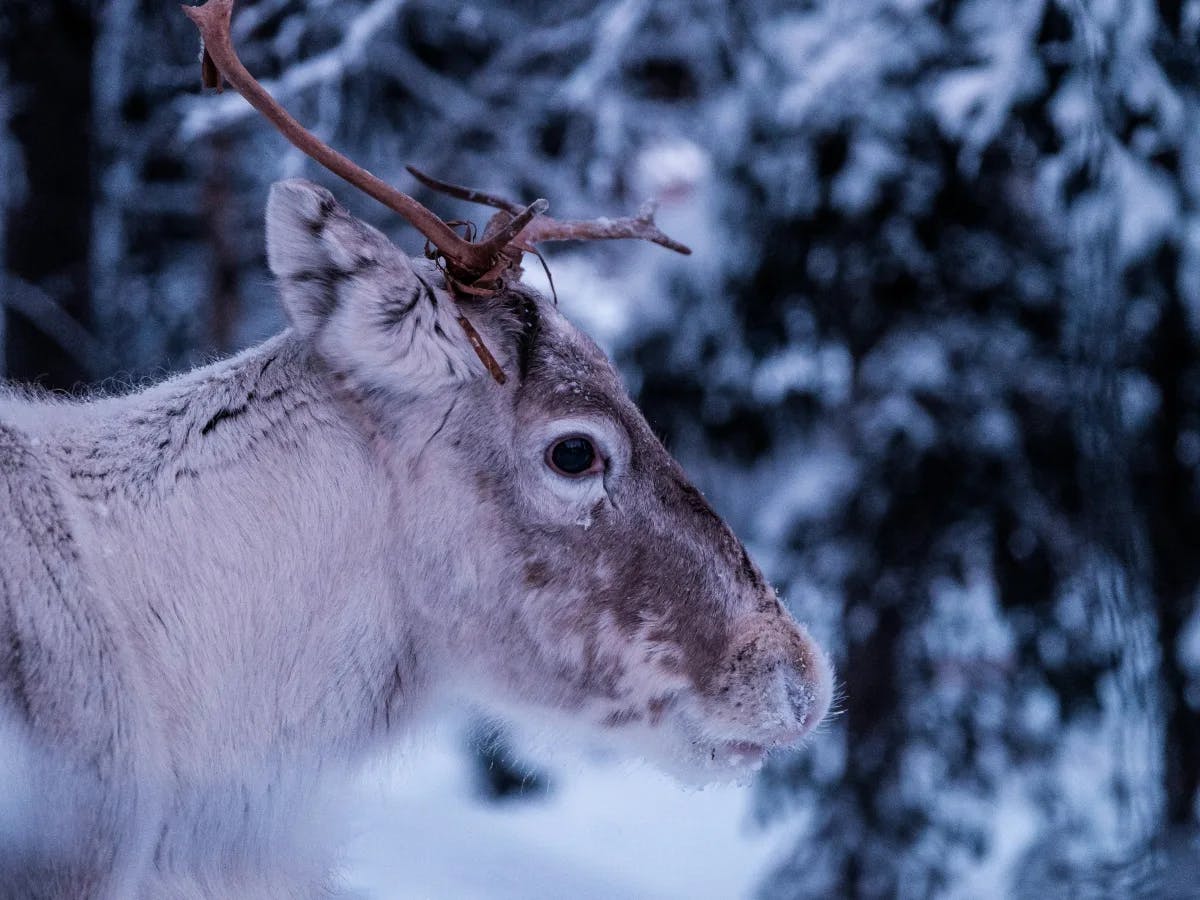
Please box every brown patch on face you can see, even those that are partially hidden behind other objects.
[578,634,626,699]
[524,560,551,589]
[563,466,733,700]
[645,616,728,696]
[662,473,774,601]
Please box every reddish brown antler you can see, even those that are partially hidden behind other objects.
[182,0,548,289]
[183,0,691,384]
[182,0,551,383]
[406,167,692,256]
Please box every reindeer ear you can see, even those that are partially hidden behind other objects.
[266,179,403,335]
[265,179,488,393]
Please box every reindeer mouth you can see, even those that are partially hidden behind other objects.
[709,740,769,769]
[688,718,819,775]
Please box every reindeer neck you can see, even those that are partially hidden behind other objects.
[37,332,336,503]
[29,333,428,761]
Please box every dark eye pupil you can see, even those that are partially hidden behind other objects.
[551,438,596,475]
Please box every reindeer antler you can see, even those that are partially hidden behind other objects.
[183,0,691,384]
[406,167,692,256]
[183,0,545,382]
[183,0,547,290]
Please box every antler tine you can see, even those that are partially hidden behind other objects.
[405,167,691,256]
[406,166,525,216]
[182,0,547,283]
[521,203,692,255]
[406,166,550,266]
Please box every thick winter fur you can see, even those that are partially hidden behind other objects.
[0,180,832,897]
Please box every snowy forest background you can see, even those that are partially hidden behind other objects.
[2,0,1199,896]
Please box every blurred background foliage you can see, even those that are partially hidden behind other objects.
[1,0,1198,896]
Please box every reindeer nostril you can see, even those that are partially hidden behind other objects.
[722,624,832,742]
[786,678,815,725]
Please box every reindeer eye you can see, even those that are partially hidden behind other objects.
[547,437,599,476]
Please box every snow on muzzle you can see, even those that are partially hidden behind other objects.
[700,612,833,757]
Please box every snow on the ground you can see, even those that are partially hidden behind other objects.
[339,724,796,900]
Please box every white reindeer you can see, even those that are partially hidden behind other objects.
[0,2,832,896]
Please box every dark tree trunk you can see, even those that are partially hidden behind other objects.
[203,133,241,354]
[1,0,94,389]
[1146,291,1200,825]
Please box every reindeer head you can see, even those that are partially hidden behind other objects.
[264,180,831,776]
[188,0,831,777]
